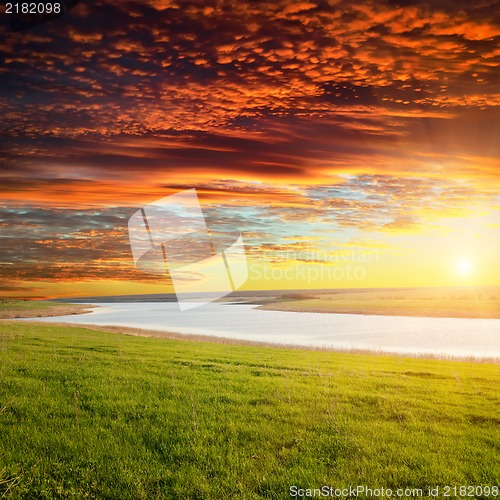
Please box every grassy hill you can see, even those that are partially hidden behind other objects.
[0,321,498,499]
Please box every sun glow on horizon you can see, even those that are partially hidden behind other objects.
[456,258,474,277]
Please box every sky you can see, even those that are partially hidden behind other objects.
[0,0,499,299]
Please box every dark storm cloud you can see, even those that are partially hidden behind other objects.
[0,0,497,189]
[1,0,498,139]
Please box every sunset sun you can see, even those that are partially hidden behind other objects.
[456,258,473,276]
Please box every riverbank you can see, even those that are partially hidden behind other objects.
[9,301,500,359]
[0,300,92,320]
[257,287,500,319]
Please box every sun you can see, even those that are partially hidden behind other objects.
[456,258,473,276]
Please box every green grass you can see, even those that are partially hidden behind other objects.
[0,322,499,499]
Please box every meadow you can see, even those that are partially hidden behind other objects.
[260,287,500,319]
[0,300,89,320]
[1,318,499,499]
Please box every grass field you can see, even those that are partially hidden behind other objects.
[0,300,89,320]
[259,287,500,319]
[1,320,499,499]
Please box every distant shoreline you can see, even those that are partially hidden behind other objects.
[0,301,93,320]
[3,284,499,320]
[256,287,500,319]
[47,285,500,304]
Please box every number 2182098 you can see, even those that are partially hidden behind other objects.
[5,3,62,14]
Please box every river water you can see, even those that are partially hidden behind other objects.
[25,302,500,359]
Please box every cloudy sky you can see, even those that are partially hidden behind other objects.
[1,0,499,298]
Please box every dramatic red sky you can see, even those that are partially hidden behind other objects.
[1,0,499,298]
